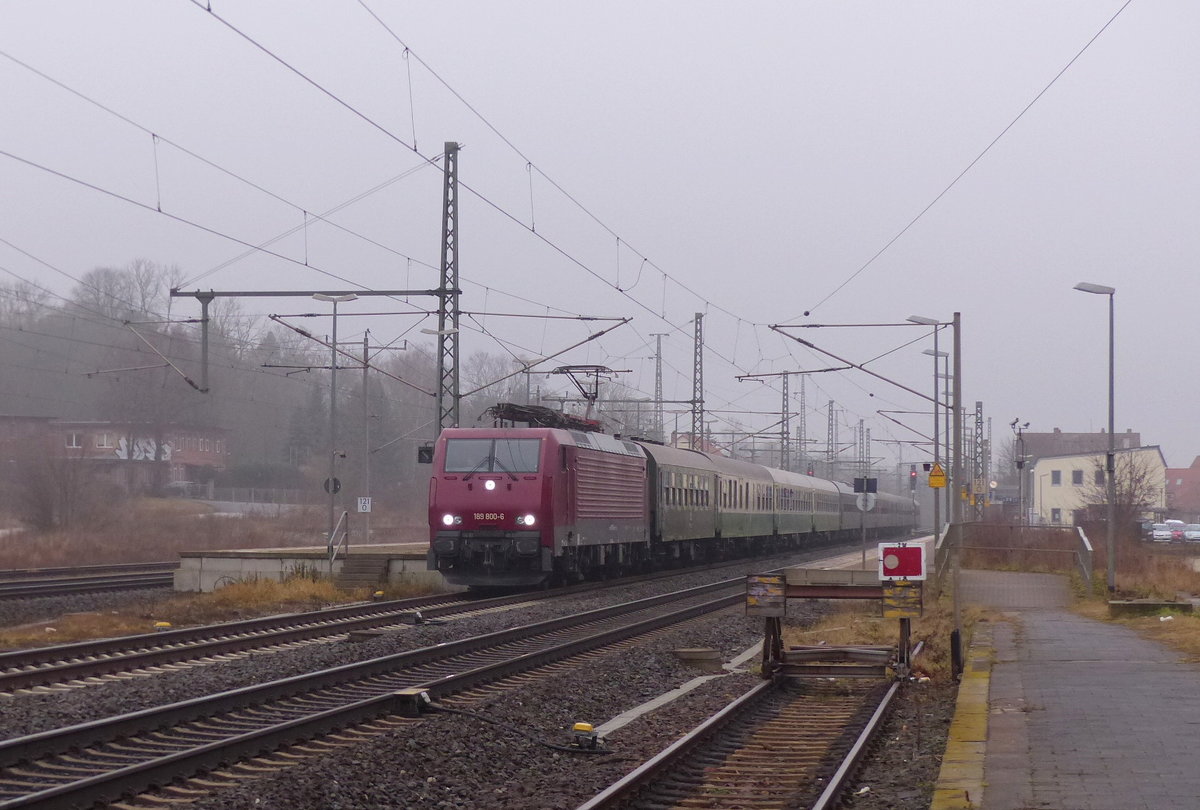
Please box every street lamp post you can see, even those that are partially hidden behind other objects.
[908,313,964,677]
[1011,420,1029,525]
[935,359,953,522]
[1074,282,1117,593]
[907,316,947,537]
[314,293,358,542]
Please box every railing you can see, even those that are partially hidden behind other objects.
[210,487,310,505]
[932,522,952,597]
[1075,526,1094,588]
[950,523,1093,582]
[326,510,350,574]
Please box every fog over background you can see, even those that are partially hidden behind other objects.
[1,1,1196,478]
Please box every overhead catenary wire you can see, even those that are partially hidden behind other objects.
[795,0,1135,317]
[3,6,914,457]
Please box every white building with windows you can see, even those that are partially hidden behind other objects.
[1028,446,1167,526]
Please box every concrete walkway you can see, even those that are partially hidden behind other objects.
[934,570,1200,810]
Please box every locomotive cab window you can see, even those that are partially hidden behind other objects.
[444,438,542,473]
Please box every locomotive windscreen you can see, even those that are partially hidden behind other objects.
[444,438,542,473]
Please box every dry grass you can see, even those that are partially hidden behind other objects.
[780,597,976,683]
[0,575,447,648]
[0,498,445,649]
[0,499,428,570]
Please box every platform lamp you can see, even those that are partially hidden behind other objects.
[1073,282,1116,593]
[314,293,359,542]
[906,316,944,536]
[908,313,964,677]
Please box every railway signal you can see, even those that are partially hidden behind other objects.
[878,543,926,581]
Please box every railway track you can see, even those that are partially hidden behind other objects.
[0,549,841,694]
[0,589,546,693]
[579,640,924,810]
[0,563,177,600]
[579,677,899,810]
[0,578,746,809]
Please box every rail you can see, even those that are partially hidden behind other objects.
[0,580,746,808]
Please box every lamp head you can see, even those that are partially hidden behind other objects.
[906,315,940,326]
[1073,282,1115,296]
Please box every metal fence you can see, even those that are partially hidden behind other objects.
[210,487,312,505]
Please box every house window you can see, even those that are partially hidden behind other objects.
[66,432,82,449]
[96,433,113,449]
[1072,470,1083,486]
[1051,470,1062,486]
[1051,508,1062,524]
[1096,470,1106,486]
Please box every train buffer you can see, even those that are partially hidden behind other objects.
[782,645,893,679]
[746,559,926,680]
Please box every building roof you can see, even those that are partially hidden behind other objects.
[1020,428,1141,461]
[1029,445,1166,466]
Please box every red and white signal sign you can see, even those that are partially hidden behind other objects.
[878,543,926,581]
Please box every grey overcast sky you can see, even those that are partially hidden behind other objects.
[1,1,1196,471]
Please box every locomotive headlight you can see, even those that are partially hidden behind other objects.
[484,480,496,491]
[522,514,536,527]
[441,514,455,526]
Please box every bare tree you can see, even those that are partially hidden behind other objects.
[994,436,1022,486]
[0,280,50,328]
[1078,451,1162,528]
[12,437,108,529]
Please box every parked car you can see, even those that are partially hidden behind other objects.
[164,481,199,498]
[1150,523,1174,542]
[1184,525,1200,542]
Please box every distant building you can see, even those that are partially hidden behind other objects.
[1019,427,1141,461]
[1012,427,1145,523]
[48,419,228,494]
[1165,456,1200,522]
[1028,446,1166,526]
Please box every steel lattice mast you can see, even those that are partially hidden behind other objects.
[652,333,667,443]
[691,314,703,448]
[436,142,461,433]
[781,374,790,470]
[826,401,835,479]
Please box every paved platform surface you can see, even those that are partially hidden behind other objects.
[935,569,1200,810]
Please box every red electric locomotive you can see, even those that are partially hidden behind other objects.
[428,427,649,587]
